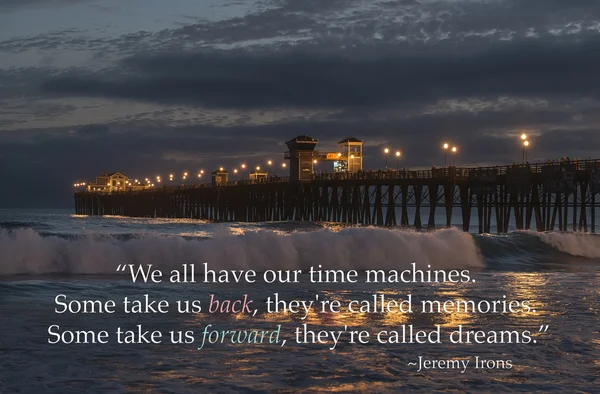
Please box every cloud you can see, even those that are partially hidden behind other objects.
[40,37,600,110]
[0,0,84,12]
[2,0,600,58]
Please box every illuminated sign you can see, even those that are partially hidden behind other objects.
[326,153,343,160]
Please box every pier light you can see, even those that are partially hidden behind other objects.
[219,167,224,171]
[267,160,272,165]
[521,133,527,141]
[151,183,154,187]
[183,172,188,176]
[313,159,318,164]
[169,174,173,178]
[282,163,287,168]
[73,183,77,187]
[522,139,530,163]
[384,148,389,169]
[350,154,355,159]
[200,170,204,174]
[443,143,449,166]
[241,164,246,169]
[395,151,401,171]
[451,146,457,166]
[234,169,238,173]
[256,166,260,171]
[157,179,161,183]
[197,173,202,178]
[82,182,86,186]
[338,152,342,157]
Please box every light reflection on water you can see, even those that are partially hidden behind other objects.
[1,271,598,393]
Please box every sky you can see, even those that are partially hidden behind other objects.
[1,0,600,207]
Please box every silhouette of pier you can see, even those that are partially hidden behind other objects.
[74,159,600,234]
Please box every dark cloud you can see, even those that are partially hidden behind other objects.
[41,38,600,110]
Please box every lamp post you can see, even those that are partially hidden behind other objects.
[240,164,246,181]
[395,151,401,171]
[384,148,389,169]
[523,140,529,164]
[451,146,457,166]
[443,143,449,167]
[520,133,527,164]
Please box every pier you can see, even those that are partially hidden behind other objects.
[74,158,600,234]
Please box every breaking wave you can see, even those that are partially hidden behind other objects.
[0,227,482,275]
[536,232,600,259]
[1,226,599,276]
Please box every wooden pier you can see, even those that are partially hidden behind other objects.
[74,160,600,234]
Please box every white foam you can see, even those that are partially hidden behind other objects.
[0,227,483,275]
[537,232,600,259]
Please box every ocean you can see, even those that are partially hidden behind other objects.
[1,208,599,393]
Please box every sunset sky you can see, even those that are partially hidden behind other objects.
[1,0,599,207]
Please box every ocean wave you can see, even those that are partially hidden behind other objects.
[536,232,600,259]
[473,231,600,269]
[0,227,482,275]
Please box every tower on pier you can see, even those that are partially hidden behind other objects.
[337,137,363,173]
[285,135,318,181]
[212,169,229,186]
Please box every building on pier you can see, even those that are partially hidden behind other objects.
[250,171,268,184]
[212,169,229,187]
[284,135,364,179]
[285,135,318,181]
[336,137,363,173]
[87,171,129,192]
